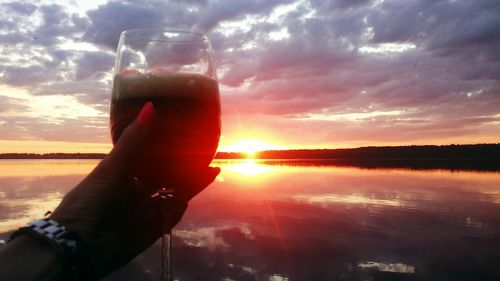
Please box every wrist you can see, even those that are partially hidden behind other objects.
[7,218,96,281]
[0,234,65,281]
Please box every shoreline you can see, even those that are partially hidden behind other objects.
[1,143,498,160]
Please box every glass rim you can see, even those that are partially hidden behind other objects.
[121,28,208,43]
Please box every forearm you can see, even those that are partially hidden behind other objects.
[0,234,65,281]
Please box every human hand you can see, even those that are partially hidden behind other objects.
[50,102,220,278]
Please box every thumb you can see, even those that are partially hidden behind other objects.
[97,102,156,179]
[175,166,221,202]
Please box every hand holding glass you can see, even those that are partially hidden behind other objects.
[111,29,220,188]
[110,29,220,281]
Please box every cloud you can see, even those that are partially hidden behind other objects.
[83,1,167,49]
[0,2,92,88]
[31,4,88,47]
[0,96,28,113]
[367,0,500,51]
[75,51,114,80]
[2,160,500,279]
[0,0,499,146]
[0,115,109,143]
[3,1,37,15]
[195,0,290,32]
[216,0,500,146]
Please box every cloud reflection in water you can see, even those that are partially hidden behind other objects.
[0,160,95,233]
[1,159,500,280]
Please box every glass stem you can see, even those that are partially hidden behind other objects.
[161,231,173,281]
[157,187,175,281]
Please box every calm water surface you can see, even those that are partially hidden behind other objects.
[1,159,500,281]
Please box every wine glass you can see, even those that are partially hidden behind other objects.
[110,29,220,281]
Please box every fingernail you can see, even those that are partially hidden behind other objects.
[138,101,155,127]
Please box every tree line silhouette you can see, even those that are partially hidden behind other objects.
[0,153,106,159]
[239,143,500,160]
[1,144,498,160]
[1,144,498,171]
[216,144,500,171]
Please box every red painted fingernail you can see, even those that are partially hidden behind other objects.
[138,101,155,127]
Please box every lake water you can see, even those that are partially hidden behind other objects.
[1,159,500,280]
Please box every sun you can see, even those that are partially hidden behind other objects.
[222,139,284,158]
[230,140,266,157]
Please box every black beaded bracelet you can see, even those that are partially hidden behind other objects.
[8,218,96,281]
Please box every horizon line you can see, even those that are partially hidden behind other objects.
[0,142,498,155]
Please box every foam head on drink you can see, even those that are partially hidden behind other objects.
[110,69,221,187]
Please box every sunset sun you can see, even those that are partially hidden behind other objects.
[222,140,284,158]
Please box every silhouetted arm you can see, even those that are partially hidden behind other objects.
[0,235,65,281]
[0,103,219,280]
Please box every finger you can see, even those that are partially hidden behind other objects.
[175,166,220,202]
[96,102,156,179]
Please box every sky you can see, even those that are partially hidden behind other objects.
[0,0,499,153]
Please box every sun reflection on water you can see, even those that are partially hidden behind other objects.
[222,159,276,176]
[1,159,500,280]
[175,227,229,250]
[294,193,404,207]
[358,261,415,273]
